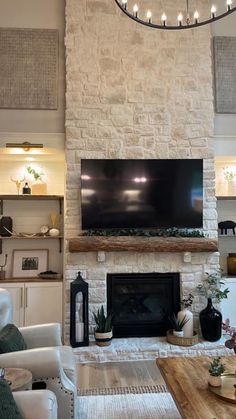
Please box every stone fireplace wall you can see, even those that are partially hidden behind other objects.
[64,0,218,341]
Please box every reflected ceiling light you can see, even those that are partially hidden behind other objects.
[5,142,44,152]
[114,0,236,30]
[25,157,35,161]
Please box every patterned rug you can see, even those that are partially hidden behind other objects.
[77,393,181,419]
[79,384,168,396]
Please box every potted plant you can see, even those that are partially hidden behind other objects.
[208,357,225,387]
[26,166,47,195]
[169,313,189,337]
[93,305,113,347]
[197,270,229,342]
[177,293,194,337]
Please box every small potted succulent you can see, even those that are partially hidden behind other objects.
[208,357,225,387]
[169,313,189,337]
[93,305,113,347]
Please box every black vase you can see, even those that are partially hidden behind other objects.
[0,217,13,237]
[199,298,222,342]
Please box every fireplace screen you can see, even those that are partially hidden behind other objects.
[107,273,180,338]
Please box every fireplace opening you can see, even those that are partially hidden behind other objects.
[107,272,180,338]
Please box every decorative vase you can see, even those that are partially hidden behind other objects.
[173,330,184,337]
[49,228,60,237]
[227,253,236,275]
[177,308,193,337]
[199,298,222,342]
[208,375,221,387]
[31,180,47,195]
[0,217,13,236]
[94,330,112,347]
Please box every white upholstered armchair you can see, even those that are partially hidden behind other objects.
[14,389,57,419]
[0,288,77,419]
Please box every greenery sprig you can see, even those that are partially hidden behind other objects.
[26,166,44,181]
[197,270,229,303]
[83,228,204,238]
[181,293,194,309]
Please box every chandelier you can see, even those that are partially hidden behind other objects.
[114,0,236,30]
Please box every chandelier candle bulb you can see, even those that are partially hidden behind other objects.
[227,0,232,11]
[211,5,216,18]
[121,0,127,9]
[161,13,167,26]
[194,11,199,23]
[133,4,138,17]
[146,10,152,23]
[178,13,183,26]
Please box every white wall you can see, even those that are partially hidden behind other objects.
[0,0,65,133]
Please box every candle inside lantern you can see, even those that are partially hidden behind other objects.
[76,322,84,342]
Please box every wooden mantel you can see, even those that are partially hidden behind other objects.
[68,236,218,253]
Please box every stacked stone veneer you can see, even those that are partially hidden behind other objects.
[64,0,218,342]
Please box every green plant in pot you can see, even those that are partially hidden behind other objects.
[197,270,229,342]
[93,305,113,347]
[208,357,225,387]
[169,313,189,337]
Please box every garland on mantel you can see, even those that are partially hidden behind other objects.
[83,228,204,238]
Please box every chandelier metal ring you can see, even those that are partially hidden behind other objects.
[114,0,236,30]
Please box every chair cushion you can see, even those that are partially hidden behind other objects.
[0,379,23,418]
[0,324,27,353]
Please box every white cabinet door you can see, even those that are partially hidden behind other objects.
[1,283,24,327]
[24,282,62,326]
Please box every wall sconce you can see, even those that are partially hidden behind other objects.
[5,142,43,152]
[70,271,89,347]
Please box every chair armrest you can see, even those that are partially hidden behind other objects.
[13,390,57,419]
[0,347,63,379]
[19,323,62,348]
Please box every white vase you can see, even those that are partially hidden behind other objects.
[208,375,221,387]
[177,308,193,337]
[173,330,184,337]
[49,228,60,237]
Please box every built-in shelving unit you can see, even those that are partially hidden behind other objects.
[0,194,64,253]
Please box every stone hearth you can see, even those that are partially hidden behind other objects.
[73,337,232,363]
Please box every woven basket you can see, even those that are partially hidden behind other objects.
[166,330,198,346]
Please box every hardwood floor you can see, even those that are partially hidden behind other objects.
[77,360,165,389]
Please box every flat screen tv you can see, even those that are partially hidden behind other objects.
[81,159,203,230]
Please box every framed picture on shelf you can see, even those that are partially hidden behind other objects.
[12,249,49,278]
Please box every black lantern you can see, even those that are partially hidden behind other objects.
[70,271,89,347]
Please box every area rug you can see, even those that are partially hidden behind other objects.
[79,384,168,396]
[78,393,181,419]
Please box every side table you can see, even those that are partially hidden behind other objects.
[4,368,32,391]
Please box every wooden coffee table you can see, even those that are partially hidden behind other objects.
[4,367,32,391]
[156,356,236,419]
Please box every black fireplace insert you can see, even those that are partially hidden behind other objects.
[107,272,180,338]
